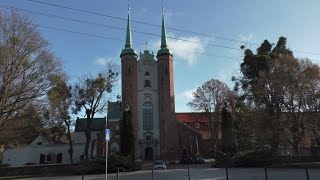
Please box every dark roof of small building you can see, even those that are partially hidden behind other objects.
[107,101,121,120]
[74,117,106,132]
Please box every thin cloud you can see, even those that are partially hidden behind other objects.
[94,56,111,66]
[151,34,208,65]
[177,87,196,101]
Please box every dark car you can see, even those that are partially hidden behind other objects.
[194,154,205,164]
[25,162,36,165]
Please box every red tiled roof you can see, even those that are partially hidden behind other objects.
[176,112,213,123]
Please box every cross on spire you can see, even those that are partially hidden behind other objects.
[128,0,131,12]
[162,0,164,15]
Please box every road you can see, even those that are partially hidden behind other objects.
[18,168,320,180]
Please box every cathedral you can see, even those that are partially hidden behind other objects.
[106,8,219,161]
[120,9,179,160]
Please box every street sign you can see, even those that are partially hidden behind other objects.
[105,129,111,142]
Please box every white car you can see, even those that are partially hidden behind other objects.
[153,160,166,170]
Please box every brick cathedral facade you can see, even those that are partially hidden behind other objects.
[114,9,217,161]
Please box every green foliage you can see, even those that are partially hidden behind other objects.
[71,63,118,159]
[73,67,118,115]
[234,36,320,156]
[47,74,74,163]
[121,110,135,159]
[221,105,236,154]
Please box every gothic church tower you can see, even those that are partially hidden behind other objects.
[157,12,178,160]
[120,8,139,157]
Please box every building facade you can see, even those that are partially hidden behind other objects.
[119,9,199,161]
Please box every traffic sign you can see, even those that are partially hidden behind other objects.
[105,129,111,142]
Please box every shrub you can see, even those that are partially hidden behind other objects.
[78,153,141,174]
[233,149,273,167]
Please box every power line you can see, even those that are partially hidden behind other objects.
[0,12,239,61]
[24,0,320,57]
[1,5,317,62]
[24,0,253,45]
[0,5,241,51]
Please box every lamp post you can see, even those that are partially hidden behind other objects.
[105,129,111,180]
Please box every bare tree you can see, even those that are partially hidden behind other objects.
[188,79,233,156]
[73,63,119,160]
[0,10,62,127]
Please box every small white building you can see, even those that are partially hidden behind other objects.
[2,117,109,167]
[2,134,87,167]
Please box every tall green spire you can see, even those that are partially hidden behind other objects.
[160,13,167,49]
[125,13,132,48]
[157,7,172,57]
[121,5,136,57]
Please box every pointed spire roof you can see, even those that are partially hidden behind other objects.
[121,3,136,57]
[160,13,167,49]
[125,13,132,48]
[157,7,172,57]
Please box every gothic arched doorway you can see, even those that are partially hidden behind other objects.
[145,147,153,161]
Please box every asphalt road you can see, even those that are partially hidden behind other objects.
[18,168,320,180]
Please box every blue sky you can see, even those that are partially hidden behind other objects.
[1,0,320,112]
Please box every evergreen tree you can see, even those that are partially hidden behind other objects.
[221,103,236,155]
[121,110,135,159]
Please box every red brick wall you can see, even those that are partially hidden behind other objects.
[157,54,179,160]
[121,54,138,157]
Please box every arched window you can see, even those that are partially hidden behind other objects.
[46,154,51,162]
[56,153,62,163]
[144,80,151,87]
[39,154,45,164]
[143,102,153,130]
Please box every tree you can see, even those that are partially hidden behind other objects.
[234,37,294,154]
[47,74,74,163]
[278,59,320,155]
[0,11,62,128]
[235,36,320,155]
[73,63,118,160]
[0,104,44,147]
[120,110,135,159]
[221,103,236,154]
[188,79,234,156]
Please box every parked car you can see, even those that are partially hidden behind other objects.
[25,162,36,165]
[194,154,205,164]
[153,160,166,170]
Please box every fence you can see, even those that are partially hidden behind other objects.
[105,167,320,180]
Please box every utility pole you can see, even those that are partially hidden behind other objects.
[105,128,111,180]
